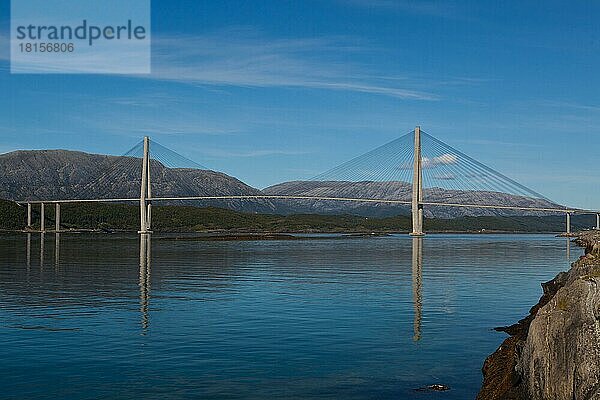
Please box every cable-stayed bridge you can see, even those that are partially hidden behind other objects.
[13,127,600,235]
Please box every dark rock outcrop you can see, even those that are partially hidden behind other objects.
[478,231,600,400]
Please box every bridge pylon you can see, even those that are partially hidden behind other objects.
[139,136,152,235]
[410,126,425,236]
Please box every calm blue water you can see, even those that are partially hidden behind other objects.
[0,233,581,399]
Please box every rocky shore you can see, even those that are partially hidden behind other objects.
[477,231,600,400]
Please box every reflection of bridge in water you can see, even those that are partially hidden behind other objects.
[139,234,151,332]
[407,236,575,342]
[14,127,600,235]
[24,231,576,336]
[25,233,153,332]
[20,121,593,337]
[24,232,417,335]
[412,237,423,342]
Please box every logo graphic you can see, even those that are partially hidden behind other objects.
[11,0,151,74]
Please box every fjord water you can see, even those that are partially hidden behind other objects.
[0,233,580,399]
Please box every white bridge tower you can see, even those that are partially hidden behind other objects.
[411,126,425,236]
[139,136,152,234]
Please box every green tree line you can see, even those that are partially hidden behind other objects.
[1,199,596,233]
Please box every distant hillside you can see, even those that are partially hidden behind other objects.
[0,150,564,218]
[0,150,275,213]
[264,181,562,218]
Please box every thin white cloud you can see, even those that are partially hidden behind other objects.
[398,153,458,170]
[1,29,439,99]
[4,25,495,103]
[541,100,600,113]
[70,114,241,137]
[146,30,439,100]
[422,153,458,168]
[108,93,184,107]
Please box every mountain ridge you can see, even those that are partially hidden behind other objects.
[264,180,562,218]
[0,149,562,217]
[0,149,276,213]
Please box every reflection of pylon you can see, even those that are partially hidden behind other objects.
[412,237,423,342]
[139,234,151,332]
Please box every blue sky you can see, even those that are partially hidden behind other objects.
[0,0,599,208]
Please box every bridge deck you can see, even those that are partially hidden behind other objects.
[15,195,599,214]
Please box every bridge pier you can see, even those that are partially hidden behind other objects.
[40,203,46,233]
[55,203,61,233]
[410,126,425,236]
[27,203,32,229]
[596,213,599,230]
[566,212,571,235]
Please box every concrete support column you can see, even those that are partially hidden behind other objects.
[40,203,45,233]
[147,204,152,231]
[27,203,32,228]
[139,136,151,234]
[139,136,152,234]
[411,126,425,236]
[566,212,571,235]
[596,213,599,230]
[55,203,61,232]
[146,148,152,231]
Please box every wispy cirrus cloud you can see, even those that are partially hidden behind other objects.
[147,29,439,100]
[66,107,242,138]
[540,100,600,113]
[0,28,438,99]
[108,93,184,107]
[0,28,466,100]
